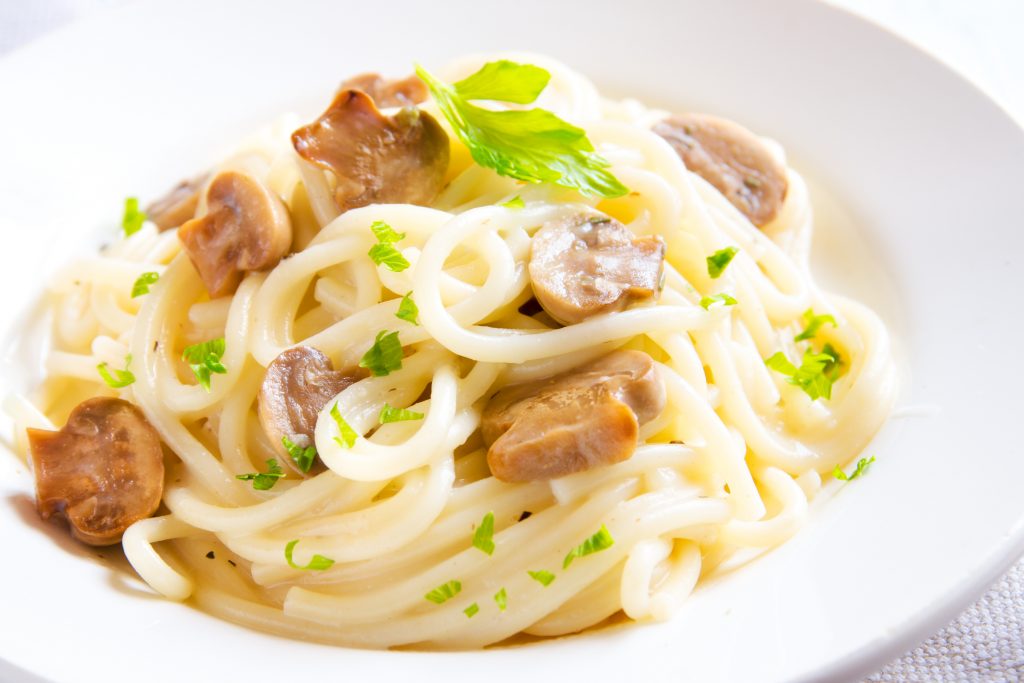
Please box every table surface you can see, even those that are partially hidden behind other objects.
[1,1,1022,681]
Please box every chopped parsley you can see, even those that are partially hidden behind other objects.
[131,271,160,298]
[765,348,838,401]
[122,197,146,237]
[284,539,334,571]
[563,524,614,569]
[359,330,403,377]
[794,308,837,342]
[282,435,317,473]
[463,602,480,618]
[379,403,424,424]
[425,580,462,604]
[493,587,507,611]
[371,220,405,243]
[706,246,739,279]
[96,354,135,388]
[501,195,525,209]
[182,338,227,392]
[472,511,496,556]
[528,570,556,587]
[700,293,738,310]
[415,60,628,199]
[330,403,358,449]
[236,459,285,490]
[395,292,419,325]
[834,456,875,482]
[368,220,410,272]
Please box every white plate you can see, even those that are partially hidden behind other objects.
[1,1,1023,681]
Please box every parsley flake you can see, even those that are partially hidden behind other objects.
[563,524,614,569]
[700,293,738,310]
[528,570,556,587]
[494,587,508,611]
[236,459,285,490]
[765,348,838,401]
[472,511,496,556]
[501,195,525,209]
[706,246,739,279]
[96,354,135,388]
[370,220,405,243]
[425,580,462,604]
[359,330,403,377]
[122,197,146,237]
[795,308,837,342]
[395,292,419,325]
[416,61,628,199]
[834,456,876,482]
[282,436,317,473]
[379,403,425,424]
[368,220,410,272]
[182,338,227,392]
[284,539,334,571]
[330,403,358,449]
[463,602,480,618]
[131,271,160,298]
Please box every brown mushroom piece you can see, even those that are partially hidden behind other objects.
[291,89,450,213]
[258,346,362,475]
[653,113,788,227]
[482,350,666,483]
[26,397,165,546]
[529,213,666,325]
[338,72,428,108]
[178,170,293,298]
[145,173,209,231]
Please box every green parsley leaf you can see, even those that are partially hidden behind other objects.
[379,403,425,424]
[463,602,480,618]
[96,354,135,388]
[833,455,876,482]
[563,524,614,569]
[122,197,146,237]
[822,343,844,382]
[330,402,358,449]
[794,308,838,342]
[472,511,496,556]
[700,293,738,310]
[368,243,411,272]
[452,60,550,104]
[528,570,556,587]
[182,338,227,392]
[501,195,525,209]
[131,271,160,298]
[706,246,739,279]
[282,435,317,473]
[493,587,508,611]
[395,292,419,325]
[764,348,838,401]
[359,330,403,377]
[425,579,462,604]
[415,62,628,199]
[370,220,406,244]
[284,539,334,571]
[236,459,285,490]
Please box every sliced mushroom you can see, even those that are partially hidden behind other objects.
[482,350,666,483]
[26,397,164,546]
[291,89,449,213]
[258,346,362,475]
[178,170,293,298]
[653,113,788,227]
[145,173,209,231]
[338,72,428,108]
[529,212,666,325]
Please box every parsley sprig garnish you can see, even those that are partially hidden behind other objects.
[706,246,739,279]
[97,354,135,388]
[472,511,496,556]
[795,308,837,342]
[395,292,419,325]
[765,348,838,401]
[122,197,146,237]
[528,570,555,587]
[284,540,334,571]
[359,330,403,377]
[379,403,424,424]
[330,403,358,449]
[564,524,614,569]
[182,338,227,392]
[282,435,317,473]
[700,293,738,310]
[416,60,628,198]
[131,272,160,298]
[425,580,462,604]
[834,456,875,482]
[367,220,410,272]
[236,459,285,490]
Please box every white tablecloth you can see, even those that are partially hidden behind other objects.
[2,1,1022,680]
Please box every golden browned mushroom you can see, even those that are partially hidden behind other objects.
[258,346,362,475]
[653,113,788,227]
[529,212,666,325]
[291,89,450,213]
[145,173,209,231]
[338,72,428,108]
[482,350,666,483]
[178,170,293,298]
[26,397,164,546]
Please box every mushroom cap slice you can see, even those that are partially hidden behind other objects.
[339,73,428,108]
[258,346,361,475]
[529,213,666,325]
[27,397,165,546]
[482,350,666,483]
[291,89,450,213]
[653,113,788,227]
[178,170,293,298]
[145,173,209,231]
